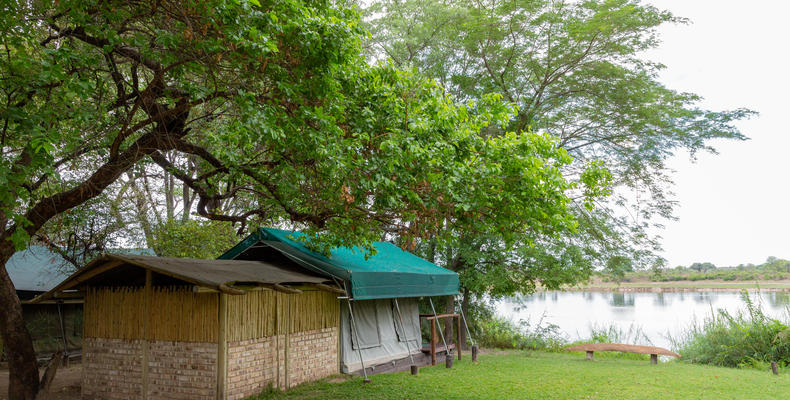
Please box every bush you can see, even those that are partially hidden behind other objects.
[474,313,566,352]
[674,290,790,368]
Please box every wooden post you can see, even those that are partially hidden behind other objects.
[217,293,228,400]
[410,365,419,375]
[142,270,151,400]
[284,293,291,389]
[586,351,594,361]
[471,345,478,362]
[430,319,437,366]
[772,361,779,375]
[650,354,657,364]
[456,316,461,361]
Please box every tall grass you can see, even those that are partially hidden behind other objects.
[470,299,650,355]
[474,313,566,351]
[673,290,790,368]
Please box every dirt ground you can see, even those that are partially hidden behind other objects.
[0,364,81,400]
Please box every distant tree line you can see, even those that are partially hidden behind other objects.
[602,257,790,282]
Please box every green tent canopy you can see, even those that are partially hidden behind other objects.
[219,228,460,300]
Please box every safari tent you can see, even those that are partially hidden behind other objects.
[35,229,461,399]
[34,254,344,400]
[218,228,461,374]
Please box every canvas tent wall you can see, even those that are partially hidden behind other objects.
[219,228,460,373]
[34,254,344,400]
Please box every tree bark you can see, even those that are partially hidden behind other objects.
[444,295,454,348]
[0,117,187,398]
[0,245,40,400]
[459,287,470,350]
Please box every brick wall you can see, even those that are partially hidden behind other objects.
[227,335,281,400]
[225,327,338,399]
[287,327,338,387]
[148,341,217,399]
[82,338,143,399]
[82,338,217,400]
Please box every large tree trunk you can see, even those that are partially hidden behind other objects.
[459,287,470,350]
[0,245,40,400]
[444,295,454,350]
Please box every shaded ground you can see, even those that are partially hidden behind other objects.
[0,364,81,400]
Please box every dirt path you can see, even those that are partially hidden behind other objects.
[0,365,81,400]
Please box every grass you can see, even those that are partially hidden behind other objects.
[251,351,790,400]
[673,291,790,368]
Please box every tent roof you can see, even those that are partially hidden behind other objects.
[8,246,154,293]
[219,228,460,300]
[33,253,331,303]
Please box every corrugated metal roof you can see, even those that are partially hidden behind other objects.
[8,246,154,292]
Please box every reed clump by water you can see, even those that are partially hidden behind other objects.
[470,300,651,357]
[673,289,790,369]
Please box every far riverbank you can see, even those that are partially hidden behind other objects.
[562,279,790,292]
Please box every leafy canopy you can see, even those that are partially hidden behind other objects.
[364,0,753,275]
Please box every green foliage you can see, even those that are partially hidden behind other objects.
[674,291,790,368]
[604,255,633,283]
[152,219,239,259]
[364,0,754,271]
[690,262,717,272]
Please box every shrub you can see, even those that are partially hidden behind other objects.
[673,290,790,368]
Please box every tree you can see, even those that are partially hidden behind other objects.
[364,0,753,271]
[152,219,238,259]
[605,255,633,283]
[689,262,716,272]
[1,1,583,397]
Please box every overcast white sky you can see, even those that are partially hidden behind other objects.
[643,0,790,267]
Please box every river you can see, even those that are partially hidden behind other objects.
[495,290,790,349]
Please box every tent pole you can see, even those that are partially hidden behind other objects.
[455,295,476,347]
[345,298,370,383]
[393,299,417,373]
[428,298,450,359]
[56,301,68,365]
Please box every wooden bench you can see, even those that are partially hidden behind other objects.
[565,343,681,364]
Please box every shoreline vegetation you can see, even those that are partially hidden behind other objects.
[562,279,790,292]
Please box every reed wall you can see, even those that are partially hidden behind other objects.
[83,286,218,342]
[226,289,340,342]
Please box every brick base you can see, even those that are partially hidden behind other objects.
[83,328,336,399]
[288,328,337,387]
[226,328,338,399]
[82,338,216,400]
[82,338,142,399]
[148,341,217,399]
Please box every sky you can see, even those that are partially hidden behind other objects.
[642,0,790,267]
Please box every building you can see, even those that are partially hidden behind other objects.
[36,229,461,399]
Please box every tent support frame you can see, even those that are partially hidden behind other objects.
[344,297,371,383]
[393,298,418,374]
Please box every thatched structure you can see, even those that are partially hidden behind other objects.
[35,254,342,400]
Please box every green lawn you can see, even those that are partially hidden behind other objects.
[252,351,790,400]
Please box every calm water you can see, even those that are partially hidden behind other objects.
[495,290,790,349]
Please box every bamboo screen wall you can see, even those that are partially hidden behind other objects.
[227,290,340,342]
[83,287,219,342]
[84,286,340,343]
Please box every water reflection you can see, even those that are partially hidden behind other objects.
[653,292,668,307]
[610,293,635,307]
[766,292,790,310]
[495,290,790,349]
